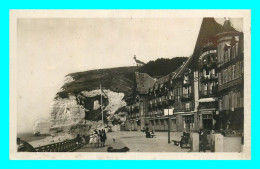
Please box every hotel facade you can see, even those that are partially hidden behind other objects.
[124,18,244,133]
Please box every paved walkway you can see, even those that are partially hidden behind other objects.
[75,131,189,152]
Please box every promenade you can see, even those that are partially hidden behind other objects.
[75,131,189,152]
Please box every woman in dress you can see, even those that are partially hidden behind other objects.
[89,132,94,148]
[93,130,99,148]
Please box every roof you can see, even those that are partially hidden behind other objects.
[189,18,223,70]
[221,18,236,33]
[174,56,193,78]
[135,72,156,94]
[155,71,176,85]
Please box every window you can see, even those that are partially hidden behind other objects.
[219,72,222,85]
[155,119,159,125]
[203,69,206,77]
[211,68,215,75]
[235,43,239,58]
[202,114,212,119]
[219,99,223,111]
[184,115,194,123]
[160,119,164,125]
[232,65,235,80]
[225,69,228,83]
[172,119,176,124]
[206,69,210,75]
[185,102,190,110]
[203,84,208,95]
[150,120,154,126]
[184,75,189,81]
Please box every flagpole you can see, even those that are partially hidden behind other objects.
[100,84,104,124]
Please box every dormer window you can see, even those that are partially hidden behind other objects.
[184,75,189,84]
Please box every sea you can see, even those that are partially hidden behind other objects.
[17,132,50,142]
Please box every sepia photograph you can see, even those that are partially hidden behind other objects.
[9,10,251,160]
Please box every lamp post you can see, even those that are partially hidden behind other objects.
[165,86,171,144]
[168,105,171,144]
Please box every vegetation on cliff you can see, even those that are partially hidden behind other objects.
[56,56,188,99]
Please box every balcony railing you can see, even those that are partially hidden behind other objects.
[133,103,140,110]
[34,138,82,152]
[201,74,218,83]
[198,102,218,110]
[199,89,218,97]
[161,96,167,102]
[181,93,192,99]
[218,77,243,92]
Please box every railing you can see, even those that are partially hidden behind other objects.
[129,113,139,119]
[198,102,218,110]
[218,77,243,91]
[201,74,218,82]
[182,93,192,99]
[34,138,80,152]
[133,103,139,110]
[199,89,217,97]
[156,97,162,103]
[161,96,167,102]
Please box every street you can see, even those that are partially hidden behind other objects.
[75,131,189,152]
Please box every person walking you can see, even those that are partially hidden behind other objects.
[98,130,102,148]
[101,129,107,147]
[199,131,208,152]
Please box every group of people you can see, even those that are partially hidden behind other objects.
[89,129,107,148]
[143,127,156,138]
[75,134,89,148]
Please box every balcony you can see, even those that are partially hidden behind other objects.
[200,61,217,70]
[218,77,243,92]
[200,74,218,83]
[181,93,192,101]
[133,103,140,110]
[161,96,167,102]
[147,111,157,117]
[199,89,217,98]
[184,107,193,112]
[156,97,162,105]
[198,102,218,110]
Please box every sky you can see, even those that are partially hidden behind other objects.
[17,17,243,133]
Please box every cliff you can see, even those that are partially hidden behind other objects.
[39,57,188,137]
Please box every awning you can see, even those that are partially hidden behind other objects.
[198,98,218,102]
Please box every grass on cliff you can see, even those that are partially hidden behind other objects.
[56,57,188,99]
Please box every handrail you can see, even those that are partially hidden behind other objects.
[34,138,82,152]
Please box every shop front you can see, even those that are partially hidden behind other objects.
[182,114,194,132]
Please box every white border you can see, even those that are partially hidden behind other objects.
[9,10,251,160]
